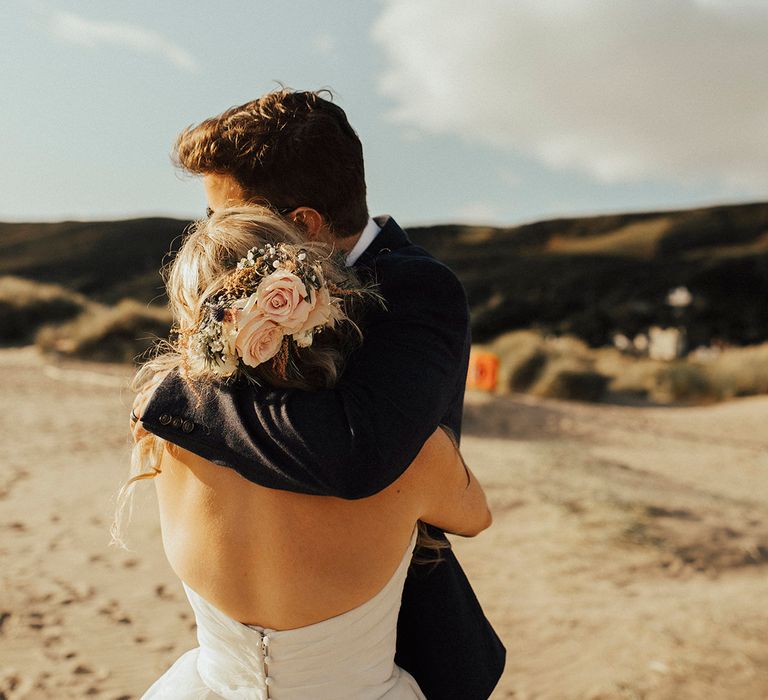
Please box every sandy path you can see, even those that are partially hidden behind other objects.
[457,393,768,699]
[1,347,767,699]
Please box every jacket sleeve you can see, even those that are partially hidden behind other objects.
[140,255,470,499]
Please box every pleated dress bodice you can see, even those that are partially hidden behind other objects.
[141,528,424,700]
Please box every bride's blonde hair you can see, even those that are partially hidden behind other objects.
[111,206,447,560]
[111,206,368,546]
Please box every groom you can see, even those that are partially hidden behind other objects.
[138,89,505,699]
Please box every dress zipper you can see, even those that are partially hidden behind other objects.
[262,634,271,699]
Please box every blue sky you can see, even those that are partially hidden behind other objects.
[2,0,766,227]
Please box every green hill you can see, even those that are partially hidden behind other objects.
[2,201,767,348]
[0,217,187,305]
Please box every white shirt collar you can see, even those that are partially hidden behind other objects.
[345,217,381,267]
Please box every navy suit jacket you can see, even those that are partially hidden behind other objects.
[142,216,506,699]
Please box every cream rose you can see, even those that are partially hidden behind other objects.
[234,312,284,368]
[295,287,344,336]
[255,271,316,332]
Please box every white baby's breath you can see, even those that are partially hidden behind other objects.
[292,329,315,348]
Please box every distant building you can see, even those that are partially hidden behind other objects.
[612,333,632,352]
[666,286,693,309]
[633,333,649,354]
[648,326,686,361]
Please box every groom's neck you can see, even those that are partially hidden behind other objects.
[331,230,364,254]
[310,225,365,254]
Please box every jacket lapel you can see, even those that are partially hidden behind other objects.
[354,216,410,269]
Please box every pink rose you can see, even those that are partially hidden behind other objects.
[255,271,316,332]
[234,312,284,368]
[295,287,344,337]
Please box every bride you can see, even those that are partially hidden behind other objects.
[115,206,492,699]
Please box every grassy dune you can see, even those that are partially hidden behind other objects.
[2,202,767,347]
[2,201,767,402]
[482,329,768,404]
[411,201,768,346]
[0,276,91,344]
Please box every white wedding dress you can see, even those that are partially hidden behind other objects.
[141,529,425,700]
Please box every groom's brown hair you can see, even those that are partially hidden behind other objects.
[173,89,368,238]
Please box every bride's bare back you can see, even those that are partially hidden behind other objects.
[154,427,490,630]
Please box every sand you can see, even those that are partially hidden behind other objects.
[1,346,767,699]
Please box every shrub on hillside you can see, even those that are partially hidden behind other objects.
[510,349,548,392]
[529,354,609,402]
[594,349,659,401]
[0,276,90,344]
[705,344,768,398]
[487,330,548,392]
[485,330,609,401]
[652,362,715,403]
[36,299,172,364]
[536,368,610,402]
[479,329,768,404]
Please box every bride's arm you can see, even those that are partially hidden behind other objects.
[408,426,492,537]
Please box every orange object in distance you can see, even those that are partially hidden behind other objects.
[466,351,499,392]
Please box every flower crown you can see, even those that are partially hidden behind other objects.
[183,242,344,378]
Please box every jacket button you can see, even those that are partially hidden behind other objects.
[182,420,194,433]
[159,414,171,426]
[171,416,182,428]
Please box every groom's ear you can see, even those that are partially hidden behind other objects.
[289,207,328,241]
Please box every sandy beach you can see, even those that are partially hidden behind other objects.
[1,345,767,699]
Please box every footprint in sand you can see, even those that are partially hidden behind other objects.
[43,649,62,662]
[53,578,96,604]
[88,552,114,570]
[97,599,132,625]
[42,646,79,663]
[0,468,30,500]
[71,667,107,696]
[27,611,45,630]
[0,669,32,698]
[43,626,64,646]
[154,584,176,601]
[28,588,57,604]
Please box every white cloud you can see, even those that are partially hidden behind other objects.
[372,0,768,192]
[313,33,337,57]
[453,200,502,224]
[49,10,197,72]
